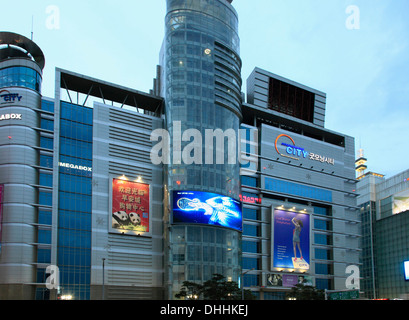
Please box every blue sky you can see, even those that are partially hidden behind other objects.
[2,0,409,178]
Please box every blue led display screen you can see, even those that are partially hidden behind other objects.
[405,261,409,281]
[172,191,242,232]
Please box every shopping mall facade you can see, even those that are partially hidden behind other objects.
[0,0,359,300]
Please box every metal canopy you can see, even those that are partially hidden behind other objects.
[0,32,45,70]
[59,68,163,113]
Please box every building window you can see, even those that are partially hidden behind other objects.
[243,224,260,237]
[40,136,53,150]
[314,233,331,245]
[40,154,53,168]
[41,100,54,112]
[243,274,259,287]
[315,248,331,260]
[315,263,332,275]
[241,176,258,188]
[242,257,259,270]
[265,177,332,202]
[39,172,53,187]
[316,278,331,290]
[314,218,331,231]
[242,240,260,254]
[314,206,331,216]
[0,66,42,91]
[243,207,259,220]
[39,191,52,206]
[40,118,54,131]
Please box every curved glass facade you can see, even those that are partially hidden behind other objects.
[163,0,243,298]
[164,0,242,197]
[172,225,241,282]
[0,66,42,92]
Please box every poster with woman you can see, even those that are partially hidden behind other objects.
[272,209,310,271]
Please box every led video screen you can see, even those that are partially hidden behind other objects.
[172,191,242,232]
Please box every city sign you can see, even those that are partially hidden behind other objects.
[274,133,335,165]
[0,90,23,104]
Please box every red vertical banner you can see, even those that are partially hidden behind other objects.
[111,178,150,235]
[0,185,4,254]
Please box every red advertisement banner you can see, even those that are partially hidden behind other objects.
[111,179,150,234]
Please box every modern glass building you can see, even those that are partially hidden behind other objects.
[239,68,359,299]
[1,1,361,300]
[0,32,46,299]
[356,160,409,300]
[160,0,243,298]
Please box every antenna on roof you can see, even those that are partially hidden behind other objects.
[31,15,34,40]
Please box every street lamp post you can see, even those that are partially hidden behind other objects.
[102,258,106,300]
[241,268,255,300]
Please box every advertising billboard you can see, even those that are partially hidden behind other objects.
[172,191,242,232]
[272,209,310,271]
[404,261,409,281]
[0,185,3,254]
[393,189,409,215]
[267,273,312,288]
[110,178,151,236]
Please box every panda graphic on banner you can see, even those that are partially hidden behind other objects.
[111,178,150,235]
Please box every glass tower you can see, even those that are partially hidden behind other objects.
[161,0,243,298]
[0,32,45,299]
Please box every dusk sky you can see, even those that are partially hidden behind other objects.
[2,0,408,178]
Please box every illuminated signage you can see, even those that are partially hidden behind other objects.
[404,261,409,281]
[275,134,335,165]
[0,113,22,121]
[239,194,262,204]
[173,191,242,232]
[0,90,22,104]
[272,209,310,271]
[111,178,151,236]
[59,162,92,172]
[267,273,313,288]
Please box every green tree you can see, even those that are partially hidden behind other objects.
[175,274,255,300]
[286,284,325,300]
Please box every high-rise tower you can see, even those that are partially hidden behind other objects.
[160,0,243,298]
[0,32,45,299]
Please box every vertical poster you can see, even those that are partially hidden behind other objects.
[111,178,150,236]
[272,209,310,271]
[0,185,3,254]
